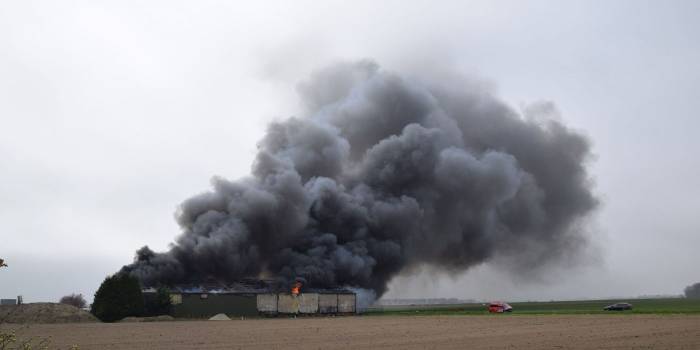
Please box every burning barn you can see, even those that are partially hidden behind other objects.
[143,279,356,318]
[122,61,598,306]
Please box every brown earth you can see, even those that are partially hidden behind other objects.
[0,303,97,324]
[2,315,699,349]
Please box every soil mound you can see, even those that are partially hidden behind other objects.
[208,313,231,321]
[0,303,98,324]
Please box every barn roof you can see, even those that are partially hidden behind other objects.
[142,279,355,295]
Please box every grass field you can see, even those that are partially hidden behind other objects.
[366,298,700,316]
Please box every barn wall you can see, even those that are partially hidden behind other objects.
[298,293,319,314]
[172,294,257,318]
[338,294,356,313]
[277,294,299,314]
[163,290,356,317]
[318,294,338,314]
[256,294,278,314]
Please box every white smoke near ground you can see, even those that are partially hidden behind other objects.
[121,60,598,297]
[347,287,377,312]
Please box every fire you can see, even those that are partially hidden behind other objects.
[291,281,302,295]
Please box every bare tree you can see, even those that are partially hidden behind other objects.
[59,293,87,309]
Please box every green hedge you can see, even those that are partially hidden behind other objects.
[91,274,144,322]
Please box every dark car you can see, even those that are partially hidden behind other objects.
[603,302,633,311]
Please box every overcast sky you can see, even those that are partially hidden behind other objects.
[1,0,699,303]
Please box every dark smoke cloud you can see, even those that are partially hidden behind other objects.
[685,283,700,298]
[121,60,598,296]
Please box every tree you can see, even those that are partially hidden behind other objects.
[91,273,144,322]
[143,287,173,316]
[59,293,87,309]
[685,282,700,299]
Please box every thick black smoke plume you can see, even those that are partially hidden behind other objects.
[121,61,598,296]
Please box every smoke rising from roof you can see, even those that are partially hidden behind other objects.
[121,60,598,296]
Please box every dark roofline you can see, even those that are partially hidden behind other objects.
[141,279,355,295]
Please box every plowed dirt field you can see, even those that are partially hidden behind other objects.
[2,315,699,349]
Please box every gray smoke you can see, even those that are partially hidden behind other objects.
[685,283,700,298]
[121,60,598,296]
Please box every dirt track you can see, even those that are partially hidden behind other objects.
[3,315,699,349]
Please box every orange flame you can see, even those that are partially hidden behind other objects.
[291,281,302,295]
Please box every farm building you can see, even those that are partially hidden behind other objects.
[143,279,356,318]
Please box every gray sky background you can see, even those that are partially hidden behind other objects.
[1,0,698,303]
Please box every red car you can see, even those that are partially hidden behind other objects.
[488,302,513,313]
